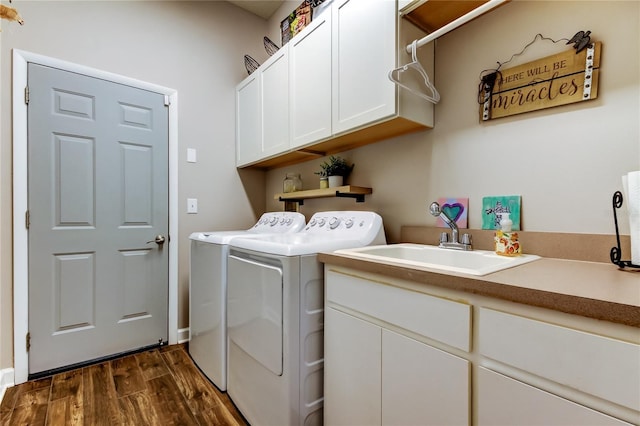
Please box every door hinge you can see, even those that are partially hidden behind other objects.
[24,86,30,105]
[164,95,170,106]
[26,332,31,352]
[25,210,30,229]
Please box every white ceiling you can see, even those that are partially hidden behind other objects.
[227,0,285,20]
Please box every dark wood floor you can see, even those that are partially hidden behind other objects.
[0,344,247,426]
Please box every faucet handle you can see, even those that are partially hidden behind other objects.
[461,233,472,245]
[439,232,449,244]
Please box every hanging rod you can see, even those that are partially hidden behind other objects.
[406,0,509,53]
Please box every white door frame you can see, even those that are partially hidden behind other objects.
[12,49,179,384]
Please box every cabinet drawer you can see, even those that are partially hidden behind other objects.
[479,307,640,412]
[477,367,632,425]
[326,270,471,351]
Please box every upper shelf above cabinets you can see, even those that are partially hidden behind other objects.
[400,0,510,37]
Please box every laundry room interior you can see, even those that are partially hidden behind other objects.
[0,0,639,425]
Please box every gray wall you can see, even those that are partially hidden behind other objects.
[0,1,268,370]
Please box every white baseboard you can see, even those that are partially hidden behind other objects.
[177,327,190,344]
[0,368,15,403]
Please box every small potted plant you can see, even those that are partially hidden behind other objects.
[315,155,354,188]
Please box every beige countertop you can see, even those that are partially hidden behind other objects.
[318,252,640,328]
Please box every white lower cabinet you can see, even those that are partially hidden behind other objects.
[325,308,381,426]
[477,367,632,426]
[323,266,640,426]
[382,329,470,425]
[325,270,471,425]
[478,307,640,413]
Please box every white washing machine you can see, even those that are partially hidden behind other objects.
[188,212,306,391]
[226,211,386,426]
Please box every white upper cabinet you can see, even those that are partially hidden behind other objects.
[260,47,290,158]
[236,73,261,167]
[332,0,397,134]
[290,10,332,149]
[236,48,290,167]
[236,0,436,169]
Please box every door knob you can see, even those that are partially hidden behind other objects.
[146,235,166,245]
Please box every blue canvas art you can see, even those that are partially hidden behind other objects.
[482,195,522,230]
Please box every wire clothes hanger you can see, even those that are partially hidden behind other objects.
[388,40,440,104]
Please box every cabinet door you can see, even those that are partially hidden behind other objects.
[479,307,640,412]
[325,308,381,426]
[332,0,397,134]
[235,74,261,166]
[261,47,290,157]
[477,367,632,426]
[290,10,332,148]
[382,330,470,426]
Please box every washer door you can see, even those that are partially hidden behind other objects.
[227,254,283,376]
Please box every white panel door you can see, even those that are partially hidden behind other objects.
[324,307,381,426]
[290,9,332,148]
[382,329,470,425]
[28,63,169,375]
[477,368,632,425]
[261,47,290,157]
[332,0,397,133]
[236,73,261,166]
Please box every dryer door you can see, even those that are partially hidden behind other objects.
[228,253,283,376]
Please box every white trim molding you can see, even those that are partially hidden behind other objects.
[12,49,179,384]
[177,327,190,345]
[0,368,15,403]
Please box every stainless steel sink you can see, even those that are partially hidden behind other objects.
[334,243,540,276]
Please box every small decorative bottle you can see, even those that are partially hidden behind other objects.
[494,213,521,256]
[283,173,302,193]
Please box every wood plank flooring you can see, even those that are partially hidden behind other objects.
[0,344,247,426]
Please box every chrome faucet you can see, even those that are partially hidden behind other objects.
[429,202,472,251]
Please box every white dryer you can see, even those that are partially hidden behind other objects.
[226,211,386,426]
[188,212,305,391]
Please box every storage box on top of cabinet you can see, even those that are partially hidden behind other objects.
[235,0,434,169]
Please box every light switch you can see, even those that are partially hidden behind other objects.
[187,148,197,163]
[187,198,198,214]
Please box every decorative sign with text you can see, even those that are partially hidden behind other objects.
[481,42,601,121]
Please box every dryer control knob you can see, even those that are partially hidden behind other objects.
[317,218,326,227]
[345,218,354,228]
[269,216,279,226]
[280,217,286,224]
[329,217,341,229]
[309,218,317,226]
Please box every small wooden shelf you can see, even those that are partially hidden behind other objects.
[275,185,372,205]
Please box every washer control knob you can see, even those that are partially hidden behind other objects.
[317,218,326,227]
[329,217,341,229]
[345,218,354,228]
[286,217,293,225]
[309,218,317,226]
[280,217,286,225]
[269,216,279,226]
